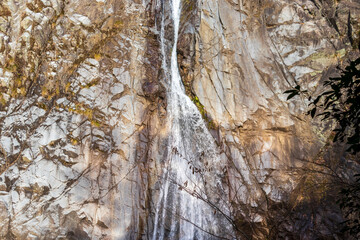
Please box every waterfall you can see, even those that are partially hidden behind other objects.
[152,0,232,239]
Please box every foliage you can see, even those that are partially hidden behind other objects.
[286,56,360,154]
[285,56,360,238]
[191,95,216,129]
[337,174,360,237]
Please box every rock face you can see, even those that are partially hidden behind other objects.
[178,0,360,238]
[0,0,359,239]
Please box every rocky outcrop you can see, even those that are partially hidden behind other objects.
[0,0,157,238]
[180,0,360,238]
[0,0,359,239]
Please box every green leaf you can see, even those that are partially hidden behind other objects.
[323,90,335,95]
[286,92,298,100]
[284,90,296,94]
[310,108,316,118]
[313,95,321,105]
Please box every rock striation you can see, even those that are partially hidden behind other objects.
[0,0,359,239]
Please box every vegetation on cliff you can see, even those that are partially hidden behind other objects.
[285,55,360,238]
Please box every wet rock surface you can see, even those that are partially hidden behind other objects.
[0,0,359,239]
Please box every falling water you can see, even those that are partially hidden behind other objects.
[152,0,232,239]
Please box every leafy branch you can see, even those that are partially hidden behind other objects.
[285,56,360,238]
[285,57,360,154]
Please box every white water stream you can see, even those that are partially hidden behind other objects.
[151,0,230,239]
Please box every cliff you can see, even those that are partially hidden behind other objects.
[0,0,359,239]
